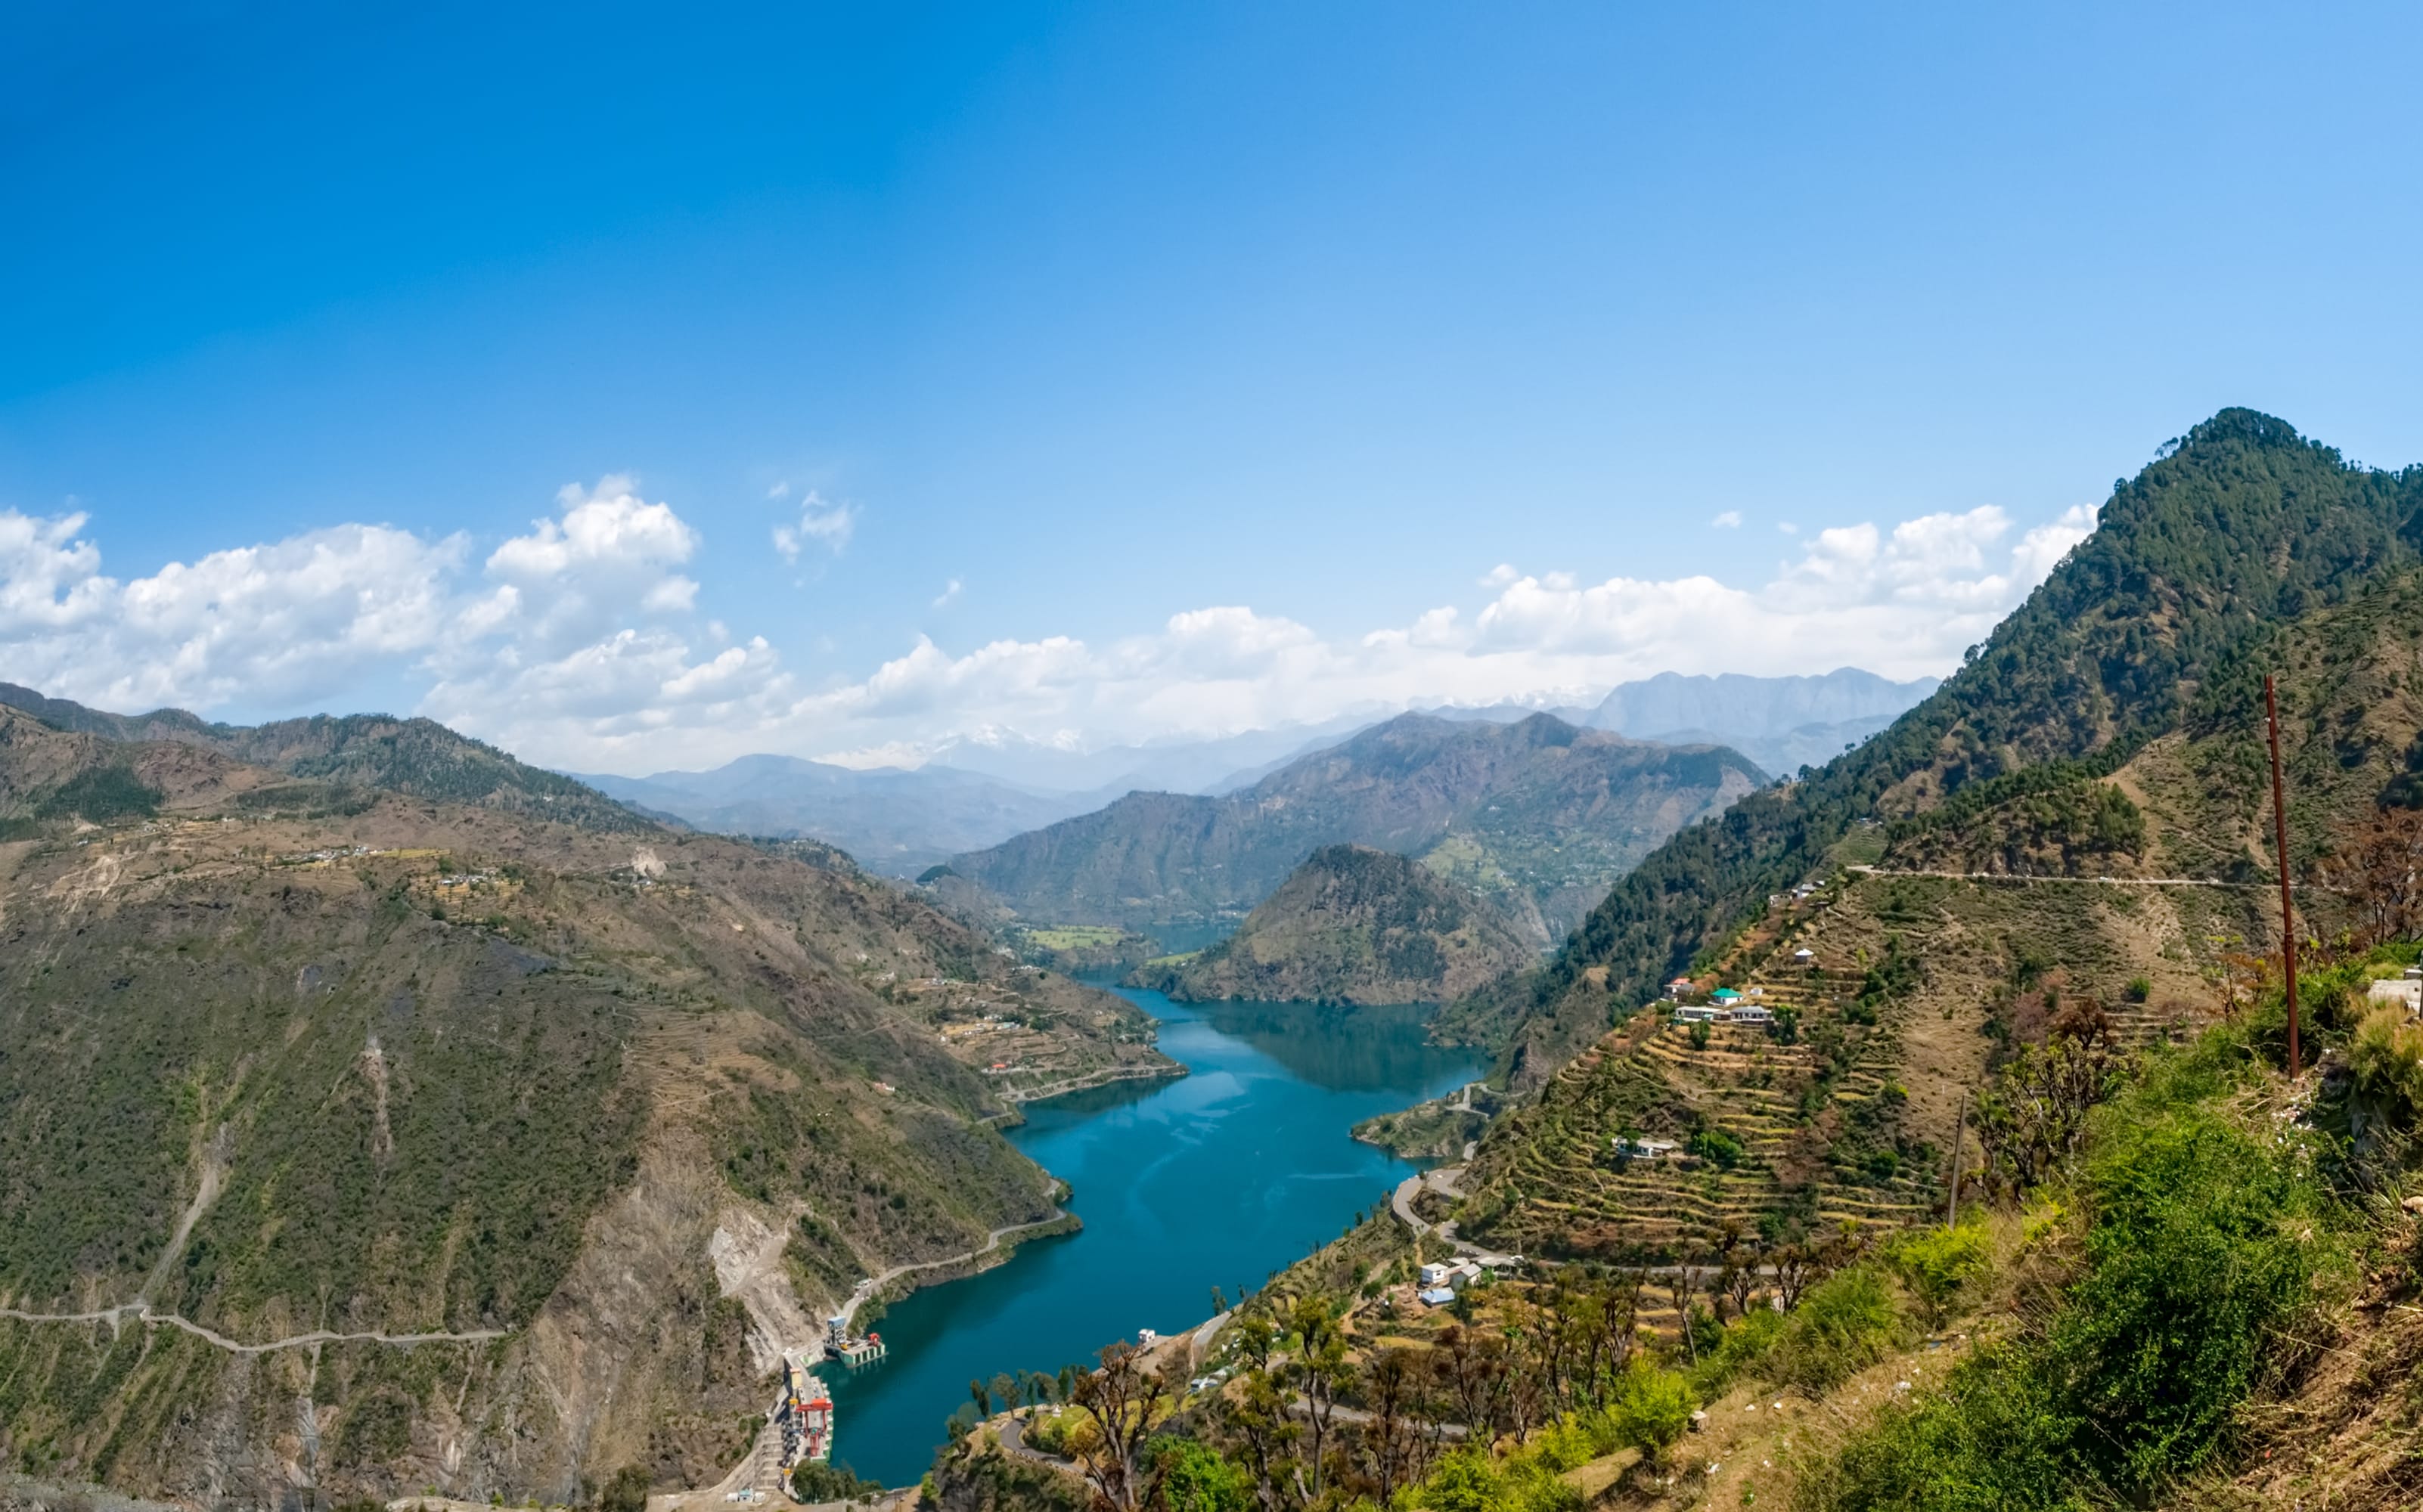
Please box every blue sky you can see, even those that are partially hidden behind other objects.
[3,2,2418,771]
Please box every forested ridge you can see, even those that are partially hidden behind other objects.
[1490,409,2423,1078]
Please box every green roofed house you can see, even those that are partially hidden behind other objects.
[1709,987,1742,1007]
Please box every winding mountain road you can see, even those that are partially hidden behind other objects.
[0,1300,505,1356]
[836,1210,1074,1331]
[1390,1162,1475,1252]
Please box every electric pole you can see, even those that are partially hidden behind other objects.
[1946,1089,1967,1230]
[2266,674,2300,1077]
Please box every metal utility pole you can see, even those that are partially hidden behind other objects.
[2266,674,2300,1077]
[1945,1089,1967,1230]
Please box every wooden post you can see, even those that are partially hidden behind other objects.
[1946,1089,1967,1229]
[2266,674,2300,1077]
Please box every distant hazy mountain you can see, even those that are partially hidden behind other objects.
[1583,669,1938,775]
[1132,844,1534,1005]
[952,711,1765,942]
[924,716,1376,796]
[574,756,1106,874]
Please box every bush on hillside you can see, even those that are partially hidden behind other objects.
[1799,1030,2348,1507]
[1886,1222,1990,1329]
[1767,1265,1899,1393]
[1606,1359,1696,1468]
[598,1466,650,1512]
[1155,1439,1252,1512]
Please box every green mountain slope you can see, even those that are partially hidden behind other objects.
[1131,844,1534,1005]
[1481,409,2423,1083]
[0,704,1174,1505]
[952,712,1765,943]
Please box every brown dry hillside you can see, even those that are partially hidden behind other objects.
[0,698,1174,1507]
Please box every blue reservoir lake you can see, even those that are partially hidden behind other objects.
[823,984,1481,1486]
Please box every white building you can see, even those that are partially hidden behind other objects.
[1727,1004,1775,1024]
[1674,1005,1721,1024]
[2368,977,2423,1012]
[1419,1262,1453,1287]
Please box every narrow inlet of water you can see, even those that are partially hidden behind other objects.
[820,984,1480,1487]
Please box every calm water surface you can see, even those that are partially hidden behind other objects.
[821,985,1480,1486]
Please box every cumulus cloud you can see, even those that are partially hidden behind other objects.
[762,500,2096,769]
[771,490,856,562]
[0,510,466,711]
[0,485,2098,775]
[1711,510,1742,528]
[0,476,782,767]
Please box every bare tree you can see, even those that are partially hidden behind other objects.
[1598,1269,1644,1384]
[1069,1343,1174,1512]
[1224,1363,1302,1512]
[1356,1348,1424,1506]
[1435,1323,1506,1443]
[2323,804,2423,947]
[1770,1241,1817,1311]
[1668,1259,1708,1367]
[1286,1296,1353,1504]
[1974,1007,2132,1199]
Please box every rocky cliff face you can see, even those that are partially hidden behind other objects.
[1132,844,1534,1005]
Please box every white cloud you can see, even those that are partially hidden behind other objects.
[1478,563,1519,589]
[0,511,466,711]
[0,477,779,767]
[932,578,962,609]
[0,484,2099,776]
[1711,510,1742,528]
[771,490,857,562]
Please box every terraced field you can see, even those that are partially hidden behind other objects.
[1456,863,2268,1262]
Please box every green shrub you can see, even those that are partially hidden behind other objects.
[2049,1102,2335,1495]
[1789,1344,2078,1512]
[1768,1265,1899,1392]
[1694,1305,1785,1396]
[1606,1358,1695,1468]
[33,764,160,823]
[2342,1004,2423,1144]
[1887,1222,1990,1328]
[790,1462,879,1503]
[1156,1439,1251,1512]
[1689,1126,1745,1169]
[598,1466,650,1512]
[1801,1033,2350,1506]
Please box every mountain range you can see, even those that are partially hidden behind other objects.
[1578,667,1938,776]
[573,756,1108,874]
[950,711,1767,944]
[558,676,1930,883]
